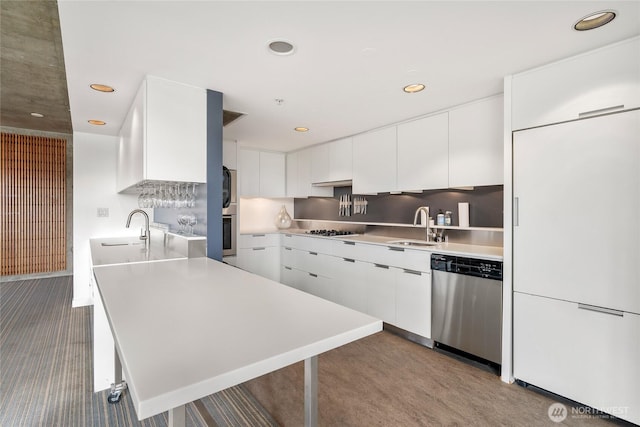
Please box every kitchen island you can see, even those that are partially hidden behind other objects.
[92,257,382,427]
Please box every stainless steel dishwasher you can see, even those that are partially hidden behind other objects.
[431,254,503,365]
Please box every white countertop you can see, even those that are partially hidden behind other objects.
[92,257,382,420]
[90,236,187,267]
[242,229,503,261]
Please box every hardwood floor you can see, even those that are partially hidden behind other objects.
[245,331,625,427]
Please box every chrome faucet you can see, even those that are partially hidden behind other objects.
[126,209,150,245]
[413,206,434,241]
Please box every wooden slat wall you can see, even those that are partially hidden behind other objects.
[1,133,66,276]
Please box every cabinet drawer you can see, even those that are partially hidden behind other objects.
[238,233,280,248]
[514,293,640,425]
[331,239,360,258]
[298,251,333,277]
[359,244,431,272]
[280,246,297,267]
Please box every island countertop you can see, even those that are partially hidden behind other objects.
[90,236,187,267]
[92,257,382,421]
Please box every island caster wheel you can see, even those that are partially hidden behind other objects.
[107,391,122,404]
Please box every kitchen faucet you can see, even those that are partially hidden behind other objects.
[126,209,150,246]
[413,206,434,242]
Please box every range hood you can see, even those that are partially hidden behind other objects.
[312,179,353,187]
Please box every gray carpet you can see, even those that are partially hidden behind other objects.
[0,276,278,426]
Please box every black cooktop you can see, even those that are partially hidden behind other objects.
[306,229,356,237]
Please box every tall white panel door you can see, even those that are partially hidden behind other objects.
[513,110,640,313]
[259,151,285,197]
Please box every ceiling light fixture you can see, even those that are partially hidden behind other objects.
[268,40,295,56]
[30,112,44,118]
[88,119,106,126]
[294,127,309,132]
[403,84,425,94]
[574,10,616,31]
[90,83,115,93]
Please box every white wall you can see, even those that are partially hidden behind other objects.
[72,132,148,307]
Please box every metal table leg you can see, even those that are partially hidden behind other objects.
[108,348,127,404]
[168,405,186,427]
[304,356,318,427]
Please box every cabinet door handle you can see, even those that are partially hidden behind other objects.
[284,234,292,237]
[578,105,624,118]
[284,247,292,251]
[403,269,422,276]
[578,303,623,317]
[252,247,266,251]
[513,197,519,227]
[374,264,389,269]
[343,241,356,246]
[309,251,318,256]
[309,273,318,278]
[388,246,405,252]
[251,234,266,237]
[343,258,355,263]
[284,266,292,270]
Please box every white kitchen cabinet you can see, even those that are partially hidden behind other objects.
[238,148,286,197]
[352,126,397,194]
[332,256,367,313]
[286,152,301,198]
[365,263,397,324]
[448,95,503,187]
[513,110,639,313]
[223,140,237,169]
[280,265,297,288]
[514,293,640,425]
[237,233,281,282]
[512,36,640,130]
[397,112,449,191]
[329,137,353,182]
[310,144,330,183]
[396,269,431,338]
[296,148,332,197]
[117,75,206,192]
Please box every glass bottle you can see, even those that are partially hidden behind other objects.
[444,210,452,226]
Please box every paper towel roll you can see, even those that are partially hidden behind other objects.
[458,202,470,228]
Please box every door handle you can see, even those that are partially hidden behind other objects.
[388,246,405,252]
[309,251,318,256]
[403,269,422,276]
[343,258,355,263]
[309,273,318,278]
[374,264,389,269]
[514,197,519,227]
[251,234,266,237]
[343,241,356,246]
[578,303,623,317]
[578,105,624,118]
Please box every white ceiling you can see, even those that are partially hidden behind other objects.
[58,1,640,152]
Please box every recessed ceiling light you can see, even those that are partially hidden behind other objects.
[403,84,425,94]
[268,40,295,56]
[88,119,106,126]
[30,112,44,118]
[574,10,616,31]
[294,127,309,132]
[90,83,115,93]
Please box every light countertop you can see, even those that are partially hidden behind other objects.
[241,229,503,261]
[92,257,382,420]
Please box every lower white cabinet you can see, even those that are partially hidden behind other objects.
[365,263,397,325]
[237,247,280,282]
[396,269,431,338]
[514,292,640,425]
[332,257,367,313]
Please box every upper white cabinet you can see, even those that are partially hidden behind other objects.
[448,95,504,187]
[328,137,352,182]
[290,148,332,197]
[397,112,449,191]
[512,37,640,130]
[309,137,353,184]
[352,126,397,194]
[222,140,237,169]
[310,144,330,183]
[238,148,286,198]
[117,75,206,193]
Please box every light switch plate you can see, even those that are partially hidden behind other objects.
[97,208,109,217]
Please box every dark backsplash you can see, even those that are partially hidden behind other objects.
[295,185,503,228]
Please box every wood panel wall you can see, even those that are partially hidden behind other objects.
[1,133,67,276]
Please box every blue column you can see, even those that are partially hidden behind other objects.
[206,90,223,261]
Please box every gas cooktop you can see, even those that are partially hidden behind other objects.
[306,229,357,237]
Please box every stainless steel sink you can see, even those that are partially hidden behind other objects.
[386,240,439,247]
[101,242,144,247]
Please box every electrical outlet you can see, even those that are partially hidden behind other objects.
[97,208,109,217]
